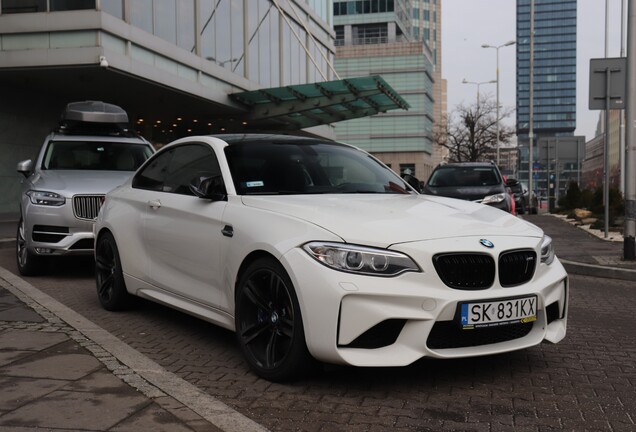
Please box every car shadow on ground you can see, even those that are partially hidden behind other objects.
[37,255,97,279]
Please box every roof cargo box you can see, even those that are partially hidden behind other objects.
[57,101,135,136]
[62,101,129,124]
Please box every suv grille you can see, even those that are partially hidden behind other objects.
[499,250,536,287]
[433,253,495,290]
[73,195,103,221]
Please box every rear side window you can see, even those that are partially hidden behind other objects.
[133,143,221,195]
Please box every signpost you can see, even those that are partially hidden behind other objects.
[626,4,636,260]
[589,57,627,239]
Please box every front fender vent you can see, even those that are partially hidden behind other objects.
[339,319,406,349]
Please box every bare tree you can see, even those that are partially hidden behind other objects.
[433,96,515,163]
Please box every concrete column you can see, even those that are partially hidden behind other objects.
[388,22,396,43]
[344,24,352,45]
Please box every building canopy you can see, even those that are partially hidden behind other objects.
[231,75,410,131]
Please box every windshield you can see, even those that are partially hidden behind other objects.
[427,166,502,187]
[42,140,153,171]
[224,140,412,195]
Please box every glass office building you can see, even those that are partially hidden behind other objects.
[516,0,576,136]
[332,0,441,180]
[1,1,413,216]
[516,0,579,198]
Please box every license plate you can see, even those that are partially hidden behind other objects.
[459,296,537,330]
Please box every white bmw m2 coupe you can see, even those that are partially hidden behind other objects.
[94,134,568,381]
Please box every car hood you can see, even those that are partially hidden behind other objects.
[241,194,542,247]
[28,170,135,197]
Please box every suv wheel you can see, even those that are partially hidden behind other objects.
[16,218,46,276]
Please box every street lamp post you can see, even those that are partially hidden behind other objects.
[481,40,516,167]
[461,78,496,111]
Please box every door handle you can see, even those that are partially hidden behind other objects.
[148,199,161,209]
[222,225,234,237]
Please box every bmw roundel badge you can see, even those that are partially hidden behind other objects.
[479,239,494,248]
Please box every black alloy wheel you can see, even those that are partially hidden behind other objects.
[95,232,132,311]
[235,257,315,382]
[16,218,44,276]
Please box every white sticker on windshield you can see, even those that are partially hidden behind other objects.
[246,181,264,187]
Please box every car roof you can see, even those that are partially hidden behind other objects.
[47,132,150,144]
[438,162,496,168]
[210,133,332,145]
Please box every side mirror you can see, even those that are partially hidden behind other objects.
[17,159,33,177]
[190,175,227,201]
[402,174,422,193]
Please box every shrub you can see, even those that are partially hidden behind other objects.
[588,187,624,225]
[559,181,581,210]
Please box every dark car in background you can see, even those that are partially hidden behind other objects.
[506,178,529,214]
[421,161,514,213]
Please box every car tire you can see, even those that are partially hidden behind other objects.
[235,257,316,382]
[518,202,526,215]
[95,232,133,311]
[16,218,45,276]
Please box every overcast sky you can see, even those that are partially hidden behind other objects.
[442,0,625,142]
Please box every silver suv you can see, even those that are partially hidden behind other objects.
[16,101,154,275]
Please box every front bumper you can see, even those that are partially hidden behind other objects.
[22,200,95,256]
[282,236,568,367]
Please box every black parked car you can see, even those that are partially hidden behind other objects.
[506,178,529,214]
[421,161,514,213]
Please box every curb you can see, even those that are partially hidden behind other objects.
[0,266,268,432]
[560,259,636,282]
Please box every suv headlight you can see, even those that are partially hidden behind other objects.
[481,193,506,205]
[540,235,555,265]
[303,242,421,277]
[26,191,65,206]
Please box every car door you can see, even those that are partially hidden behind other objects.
[134,142,229,307]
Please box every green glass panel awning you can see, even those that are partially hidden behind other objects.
[230,75,410,131]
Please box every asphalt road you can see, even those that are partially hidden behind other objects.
[1,248,635,432]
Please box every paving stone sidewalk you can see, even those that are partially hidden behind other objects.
[0,274,224,431]
[0,212,635,431]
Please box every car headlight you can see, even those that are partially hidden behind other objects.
[540,235,555,265]
[303,242,421,277]
[481,193,506,205]
[26,190,65,206]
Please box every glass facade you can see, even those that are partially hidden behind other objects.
[516,0,576,135]
[333,0,410,46]
[333,0,436,177]
[1,0,335,88]
[411,0,436,62]
[333,0,396,15]
[0,0,337,217]
[516,0,578,199]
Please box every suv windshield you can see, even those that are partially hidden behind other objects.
[42,141,153,171]
[427,166,502,188]
[225,141,412,195]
